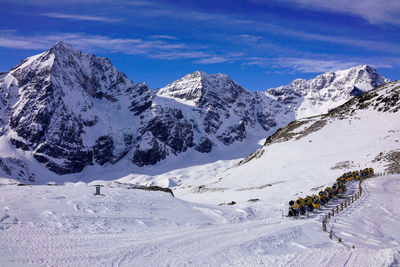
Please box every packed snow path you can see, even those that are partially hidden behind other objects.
[0,175,399,266]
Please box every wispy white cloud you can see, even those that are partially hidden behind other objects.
[237,35,263,43]
[0,32,184,54]
[272,0,400,25]
[194,56,232,64]
[41,12,122,22]
[246,56,395,73]
[272,58,362,73]
[280,30,400,54]
[149,51,209,60]
[234,30,400,56]
[149,35,178,40]
[0,31,236,65]
[17,0,400,55]
[134,6,400,55]
[1,30,398,72]
[135,2,400,55]
[193,52,244,64]
[0,37,45,50]
[20,0,400,26]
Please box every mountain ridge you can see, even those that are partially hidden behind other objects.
[266,64,390,118]
[0,42,390,179]
[181,80,400,205]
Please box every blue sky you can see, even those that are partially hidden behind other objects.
[0,0,399,90]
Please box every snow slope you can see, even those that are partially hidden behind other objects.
[0,175,399,266]
[172,81,400,206]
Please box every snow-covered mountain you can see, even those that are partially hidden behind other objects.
[157,71,282,142]
[178,80,399,205]
[0,42,390,178]
[1,43,399,267]
[1,41,154,175]
[156,65,389,143]
[266,65,389,118]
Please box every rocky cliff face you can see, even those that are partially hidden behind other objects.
[0,42,390,177]
[157,71,281,143]
[1,41,153,174]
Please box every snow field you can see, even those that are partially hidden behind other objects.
[173,108,400,207]
[0,175,399,266]
[328,175,400,250]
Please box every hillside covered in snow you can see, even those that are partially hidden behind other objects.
[176,81,400,206]
[0,171,399,266]
[0,42,390,182]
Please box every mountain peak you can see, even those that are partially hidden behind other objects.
[266,64,389,118]
[157,71,244,106]
[50,41,81,56]
[192,70,206,77]
[53,41,74,49]
[266,65,389,118]
[335,64,376,75]
[190,70,230,80]
[45,41,85,58]
[358,64,375,71]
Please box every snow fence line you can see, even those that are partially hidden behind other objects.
[321,172,388,249]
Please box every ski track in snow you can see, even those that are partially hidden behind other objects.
[0,175,399,266]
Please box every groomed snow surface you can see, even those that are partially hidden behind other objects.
[0,175,399,266]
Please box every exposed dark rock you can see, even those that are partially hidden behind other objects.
[130,100,152,115]
[132,140,167,167]
[350,86,364,97]
[257,113,277,131]
[142,109,194,153]
[217,121,246,145]
[34,153,90,175]
[203,111,222,134]
[128,83,153,115]
[195,137,213,153]
[128,185,174,196]
[0,158,12,175]
[93,136,114,165]
[9,138,30,151]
